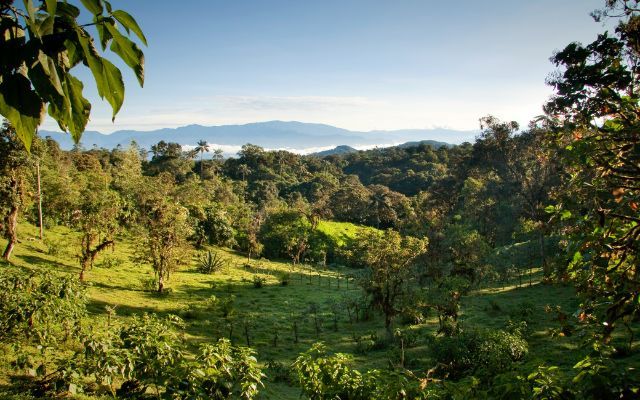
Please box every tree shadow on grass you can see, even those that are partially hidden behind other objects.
[87,298,180,317]
[17,254,77,271]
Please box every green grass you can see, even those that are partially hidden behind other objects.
[316,220,379,247]
[1,221,639,398]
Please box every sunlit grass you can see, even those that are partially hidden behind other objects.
[1,220,638,399]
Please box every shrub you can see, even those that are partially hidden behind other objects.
[252,275,266,289]
[279,272,291,286]
[197,250,226,274]
[265,359,293,384]
[0,270,86,345]
[293,343,437,399]
[42,238,62,256]
[429,328,528,379]
[140,276,158,292]
[96,254,121,269]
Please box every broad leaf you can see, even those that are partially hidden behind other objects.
[80,0,103,16]
[111,10,147,46]
[0,73,45,151]
[36,15,55,37]
[63,74,91,142]
[28,52,65,101]
[48,74,90,143]
[55,2,80,19]
[95,16,112,51]
[44,0,57,16]
[104,23,144,86]
[77,30,124,120]
[22,0,37,26]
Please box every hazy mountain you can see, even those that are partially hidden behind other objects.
[39,121,476,153]
[397,139,453,149]
[312,145,358,157]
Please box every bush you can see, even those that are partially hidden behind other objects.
[429,327,528,379]
[42,238,62,256]
[96,254,121,269]
[0,270,86,345]
[279,272,291,286]
[197,250,226,274]
[253,275,266,288]
[139,276,158,292]
[265,359,293,384]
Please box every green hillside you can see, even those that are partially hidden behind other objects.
[3,221,636,399]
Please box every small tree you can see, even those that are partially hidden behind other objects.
[356,229,428,335]
[0,121,35,260]
[75,178,121,281]
[136,176,193,293]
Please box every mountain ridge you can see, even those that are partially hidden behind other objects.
[40,121,477,153]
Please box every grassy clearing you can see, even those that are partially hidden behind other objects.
[1,221,638,398]
[316,220,378,247]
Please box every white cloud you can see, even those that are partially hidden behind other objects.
[40,89,550,135]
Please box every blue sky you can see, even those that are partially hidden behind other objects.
[42,0,609,133]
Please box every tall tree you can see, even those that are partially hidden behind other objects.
[544,0,640,340]
[0,121,36,260]
[356,229,428,335]
[194,140,210,179]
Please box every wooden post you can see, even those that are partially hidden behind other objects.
[36,159,43,240]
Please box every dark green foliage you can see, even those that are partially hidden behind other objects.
[0,269,86,345]
[197,250,226,274]
[428,328,528,379]
[0,0,146,150]
[544,0,640,341]
[252,275,266,288]
[0,262,264,399]
[265,359,294,384]
[197,206,236,247]
[293,343,441,399]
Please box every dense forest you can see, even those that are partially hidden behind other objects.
[1,0,640,399]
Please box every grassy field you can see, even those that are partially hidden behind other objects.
[1,221,639,399]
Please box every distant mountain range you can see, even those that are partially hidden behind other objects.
[40,121,477,155]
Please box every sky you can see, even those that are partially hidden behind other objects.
[41,0,611,134]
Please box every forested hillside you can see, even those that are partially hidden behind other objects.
[1,0,639,399]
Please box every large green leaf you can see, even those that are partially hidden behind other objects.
[48,74,90,143]
[80,0,103,16]
[36,15,55,37]
[44,0,57,16]
[55,2,80,19]
[111,10,147,46]
[77,30,124,120]
[28,51,65,102]
[94,16,112,51]
[0,73,45,151]
[104,22,144,86]
[62,74,91,142]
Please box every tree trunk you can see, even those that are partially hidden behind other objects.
[384,312,393,338]
[2,205,19,260]
[200,152,204,179]
[36,161,43,240]
[79,239,113,281]
[538,229,550,279]
[158,275,164,293]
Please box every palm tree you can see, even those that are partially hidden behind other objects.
[194,140,210,179]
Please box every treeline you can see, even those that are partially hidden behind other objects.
[1,114,560,288]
